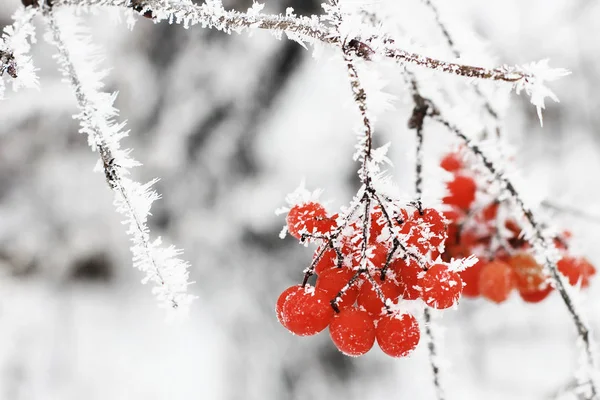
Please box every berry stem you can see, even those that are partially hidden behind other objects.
[431,115,598,398]
[407,76,446,400]
[424,309,446,400]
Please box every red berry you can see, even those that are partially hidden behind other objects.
[412,208,447,248]
[314,247,337,275]
[314,216,337,236]
[370,207,385,242]
[329,308,376,357]
[421,264,463,309]
[357,276,401,316]
[286,202,328,240]
[459,259,485,298]
[376,313,420,357]
[519,286,553,303]
[507,253,548,294]
[479,261,515,303]
[276,285,303,328]
[282,285,334,336]
[480,202,499,221]
[316,268,359,310]
[440,152,463,172]
[392,259,423,300]
[368,243,389,269]
[443,174,477,210]
[558,257,596,288]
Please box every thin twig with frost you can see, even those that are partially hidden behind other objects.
[49,0,568,121]
[43,6,194,314]
[431,115,598,399]
[0,5,39,97]
[407,75,446,400]
[419,0,500,125]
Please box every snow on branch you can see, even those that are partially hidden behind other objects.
[0,5,39,98]
[431,113,599,398]
[48,0,568,124]
[42,6,195,315]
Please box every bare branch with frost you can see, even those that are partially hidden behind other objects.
[43,6,195,315]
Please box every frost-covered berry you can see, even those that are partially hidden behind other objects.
[440,152,463,172]
[286,202,328,240]
[314,247,337,275]
[357,276,401,316]
[507,253,548,294]
[276,285,303,329]
[281,285,334,336]
[421,264,463,309]
[558,257,596,288]
[329,308,376,357]
[479,261,515,303]
[316,268,359,310]
[519,286,553,303]
[459,259,484,298]
[376,312,420,358]
[443,175,477,210]
[392,259,422,300]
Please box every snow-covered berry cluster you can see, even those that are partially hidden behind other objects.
[440,151,596,304]
[275,188,472,357]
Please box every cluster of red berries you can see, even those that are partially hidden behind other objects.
[439,151,596,304]
[276,195,468,357]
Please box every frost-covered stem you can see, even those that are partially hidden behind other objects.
[343,46,373,185]
[52,0,539,86]
[44,7,192,311]
[424,309,445,400]
[407,75,446,400]
[0,6,37,78]
[542,200,600,225]
[434,116,598,397]
[419,0,500,123]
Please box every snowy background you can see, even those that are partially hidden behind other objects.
[1,0,600,399]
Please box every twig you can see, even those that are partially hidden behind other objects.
[43,5,194,312]
[50,0,555,89]
[432,115,598,398]
[407,74,446,400]
[542,200,600,225]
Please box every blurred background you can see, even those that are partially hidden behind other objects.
[0,0,599,399]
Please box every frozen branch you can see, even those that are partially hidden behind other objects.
[47,0,568,120]
[406,74,445,400]
[43,6,194,315]
[431,115,598,398]
[424,309,445,400]
[419,0,500,124]
[0,5,39,97]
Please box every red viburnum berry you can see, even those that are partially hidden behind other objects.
[368,243,389,269]
[440,152,463,172]
[286,202,328,240]
[480,202,499,222]
[314,247,337,275]
[276,285,303,328]
[412,208,447,248]
[316,268,359,310]
[376,312,420,358]
[479,261,515,304]
[507,253,548,294]
[392,259,423,300]
[459,259,485,298]
[357,276,401,316]
[519,286,553,303]
[329,307,376,357]
[281,285,334,336]
[421,263,463,309]
[443,174,477,210]
[558,257,597,288]
[370,207,385,242]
